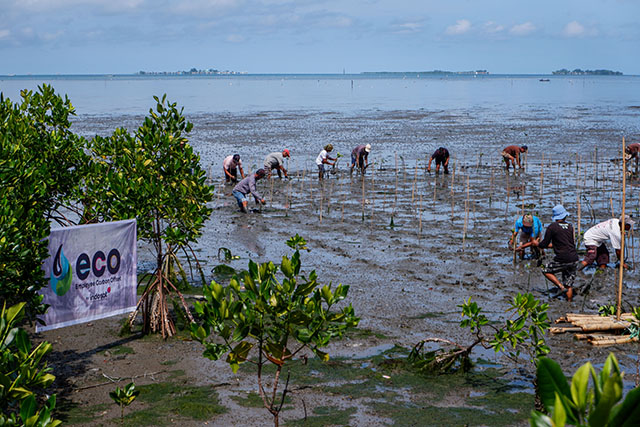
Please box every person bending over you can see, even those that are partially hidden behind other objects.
[350,144,370,175]
[223,154,245,184]
[316,144,336,180]
[533,205,579,302]
[427,147,450,174]
[578,215,634,271]
[501,145,528,170]
[232,169,267,213]
[264,149,290,179]
[509,213,543,260]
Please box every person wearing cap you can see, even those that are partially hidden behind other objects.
[316,144,337,180]
[350,144,371,175]
[264,149,290,179]
[533,205,579,302]
[501,145,528,170]
[223,154,245,184]
[578,215,634,270]
[232,169,267,213]
[509,213,543,260]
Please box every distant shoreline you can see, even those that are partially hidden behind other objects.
[0,72,634,79]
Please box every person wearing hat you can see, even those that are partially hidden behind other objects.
[264,149,290,179]
[316,144,337,180]
[350,144,371,175]
[222,154,245,184]
[501,145,528,170]
[509,213,543,260]
[578,215,635,270]
[533,205,579,302]
[427,147,450,174]
[232,169,267,213]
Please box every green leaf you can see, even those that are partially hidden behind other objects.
[589,372,623,426]
[609,386,640,426]
[20,395,37,423]
[551,393,567,427]
[529,411,553,427]
[536,357,571,414]
[281,256,293,278]
[570,362,591,414]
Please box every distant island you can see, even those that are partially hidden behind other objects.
[361,70,489,76]
[552,68,622,76]
[138,67,247,76]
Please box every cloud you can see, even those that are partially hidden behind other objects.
[509,22,536,36]
[391,21,424,34]
[0,29,10,40]
[445,19,471,35]
[226,34,245,43]
[562,20,598,37]
[482,21,504,34]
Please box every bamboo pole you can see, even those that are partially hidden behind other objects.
[411,160,418,204]
[577,154,581,242]
[418,192,423,242]
[540,153,544,202]
[361,174,366,222]
[394,152,398,215]
[617,137,627,320]
[463,175,470,250]
[450,157,456,222]
[370,160,376,219]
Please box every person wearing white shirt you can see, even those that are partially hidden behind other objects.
[579,215,634,270]
[315,144,336,180]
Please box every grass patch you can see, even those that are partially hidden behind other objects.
[57,402,110,425]
[122,381,226,426]
[111,345,135,355]
[286,406,357,426]
[408,311,448,320]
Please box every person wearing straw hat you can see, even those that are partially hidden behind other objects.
[222,154,245,184]
[349,144,371,175]
[509,213,543,260]
[578,215,635,271]
[264,149,290,179]
[232,169,267,213]
[501,145,527,170]
[427,147,450,174]
[315,144,337,180]
[533,205,579,302]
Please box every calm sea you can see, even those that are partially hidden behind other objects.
[1,73,639,116]
[2,74,639,164]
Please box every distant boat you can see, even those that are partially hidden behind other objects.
[539,78,550,82]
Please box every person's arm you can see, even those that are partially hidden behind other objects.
[444,156,450,167]
[239,165,245,178]
[535,226,553,249]
[224,167,235,180]
[427,156,433,172]
[364,152,369,166]
[249,178,264,203]
[279,165,288,178]
[515,152,522,168]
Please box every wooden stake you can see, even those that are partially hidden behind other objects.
[370,160,376,219]
[411,160,418,204]
[617,137,627,320]
[463,175,470,250]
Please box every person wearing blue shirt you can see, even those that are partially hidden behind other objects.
[509,213,543,260]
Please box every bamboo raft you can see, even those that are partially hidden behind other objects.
[551,313,638,346]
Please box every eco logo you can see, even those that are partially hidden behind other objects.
[50,245,73,296]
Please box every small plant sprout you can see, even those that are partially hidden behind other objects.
[109,382,140,426]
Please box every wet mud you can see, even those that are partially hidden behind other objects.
[42,107,640,425]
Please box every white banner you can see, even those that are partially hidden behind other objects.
[37,219,137,332]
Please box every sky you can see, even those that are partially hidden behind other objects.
[0,0,639,75]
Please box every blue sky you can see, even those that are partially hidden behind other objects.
[1,0,638,75]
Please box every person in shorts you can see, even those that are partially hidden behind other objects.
[350,144,370,175]
[232,169,267,213]
[501,145,527,170]
[625,142,640,172]
[533,205,579,301]
[315,144,336,180]
[427,147,450,174]
[509,213,543,260]
[578,215,634,270]
[264,149,290,179]
[223,154,245,184]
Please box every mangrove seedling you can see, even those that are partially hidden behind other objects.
[109,382,139,426]
[191,236,359,427]
[409,293,550,374]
